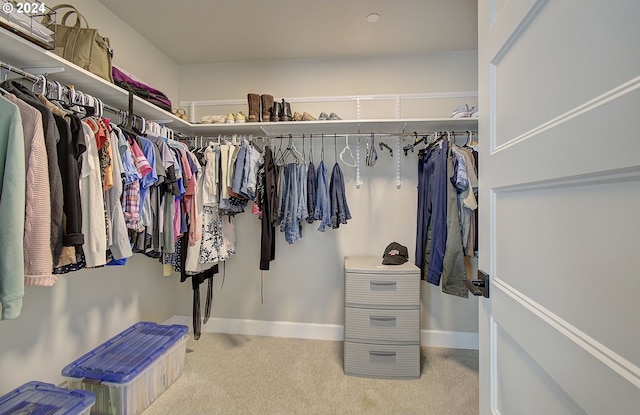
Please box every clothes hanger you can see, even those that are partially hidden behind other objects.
[378,140,393,157]
[366,133,377,166]
[289,134,303,163]
[340,134,356,167]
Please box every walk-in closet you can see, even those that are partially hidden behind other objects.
[1,0,637,414]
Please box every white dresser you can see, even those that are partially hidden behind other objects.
[343,256,421,379]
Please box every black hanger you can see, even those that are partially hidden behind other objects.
[379,141,393,157]
[403,132,427,156]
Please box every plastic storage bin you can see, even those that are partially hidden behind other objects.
[61,322,189,415]
[0,381,95,415]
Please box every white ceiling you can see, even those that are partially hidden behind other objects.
[97,0,478,65]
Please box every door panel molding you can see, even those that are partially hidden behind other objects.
[493,166,640,193]
[493,75,640,154]
[488,0,546,60]
[492,278,640,413]
[494,320,588,415]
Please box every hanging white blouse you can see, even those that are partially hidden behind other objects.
[80,119,107,267]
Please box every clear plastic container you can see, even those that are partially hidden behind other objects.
[0,381,95,415]
[62,322,189,415]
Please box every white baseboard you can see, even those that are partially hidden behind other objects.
[163,316,479,350]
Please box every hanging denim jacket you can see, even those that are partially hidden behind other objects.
[314,160,331,232]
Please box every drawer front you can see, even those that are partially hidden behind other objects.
[344,307,419,344]
[345,272,419,307]
[344,342,420,379]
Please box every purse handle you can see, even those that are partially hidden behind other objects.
[42,4,90,29]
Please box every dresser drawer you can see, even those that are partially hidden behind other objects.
[344,341,420,379]
[345,273,419,308]
[345,307,419,344]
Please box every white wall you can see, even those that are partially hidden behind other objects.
[0,256,175,393]
[175,51,480,335]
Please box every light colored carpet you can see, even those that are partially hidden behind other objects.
[142,333,479,415]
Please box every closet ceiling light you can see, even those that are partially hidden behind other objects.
[366,13,380,23]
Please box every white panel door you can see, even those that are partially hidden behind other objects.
[478,1,640,414]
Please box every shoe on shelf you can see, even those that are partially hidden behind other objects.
[261,94,274,122]
[469,105,478,118]
[247,93,260,122]
[293,111,303,121]
[450,104,470,118]
[212,115,226,124]
[302,112,316,121]
[279,99,293,121]
[173,108,188,121]
[236,111,247,123]
[200,115,214,124]
[328,112,342,120]
[318,112,329,120]
[271,101,282,122]
[225,113,235,124]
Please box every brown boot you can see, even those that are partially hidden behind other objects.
[261,94,273,122]
[247,93,260,122]
[280,99,293,121]
[271,101,281,122]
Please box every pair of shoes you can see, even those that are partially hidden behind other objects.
[173,108,188,121]
[200,114,226,124]
[318,112,342,120]
[302,112,316,121]
[225,111,247,124]
[469,105,478,118]
[248,93,276,122]
[292,112,318,121]
[450,104,472,118]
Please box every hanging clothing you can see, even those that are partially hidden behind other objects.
[297,162,308,227]
[280,163,301,244]
[306,160,316,223]
[3,93,53,285]
[259,146,277,270]
[329,162,351,229]
[415,140,448,285]
[440,147,468,298]
[0,96,26,320]
[105,126,133,261]
[314,160,331,232]
[2,80,64,265]
[79,119,107,268]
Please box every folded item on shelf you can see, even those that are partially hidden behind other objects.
[0,0,55,48]
[112,66,172,112]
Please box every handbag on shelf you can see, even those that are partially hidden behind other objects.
[112,66,173,112]
[42,3,113,83]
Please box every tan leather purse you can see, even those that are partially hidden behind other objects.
[43,4,114,83]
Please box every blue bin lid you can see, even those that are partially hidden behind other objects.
[61,322,188,384]
[0,381,95,415]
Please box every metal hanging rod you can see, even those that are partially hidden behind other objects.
[1,59,175,137]
[178,131,478,140]
[0,61,42,83]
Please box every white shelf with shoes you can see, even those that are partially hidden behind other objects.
[0,26,477,137]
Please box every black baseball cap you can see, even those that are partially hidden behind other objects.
[382,242,409,265]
